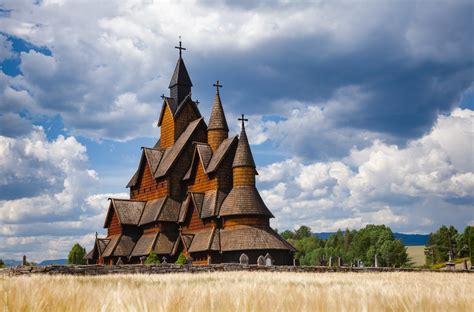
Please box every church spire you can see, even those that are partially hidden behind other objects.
[207,81,229,151]
[233,114,256,169]
[169,37,192,104]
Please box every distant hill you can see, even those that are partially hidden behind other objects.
[1,259,68,267]
[38,259,67,266]
[3,259,22,267]
[314,232,429,246]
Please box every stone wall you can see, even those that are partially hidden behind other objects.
[1,264,472,276]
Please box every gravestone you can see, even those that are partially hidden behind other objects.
[239,253,249,265]
[116,257,123,265]
[328,256,333,267]
[22,255,27,266]
[162,256,167,264]
[337,257,342,267]
[264,253,273,266]
[374,254,378,268]
[446,250,455,271]
[257,255,265,266]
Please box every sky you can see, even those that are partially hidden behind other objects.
[0,0,473,261]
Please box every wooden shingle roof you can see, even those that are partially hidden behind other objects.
[104,199,146,227]
[201,189,227,219]
[130,233,158,257]
[188,228,220,253]
[153,232,179,255]
[139,196,181,226]
[208,93,229,131]
[232,124,256,168]
[102,235,121,258]
[126,148,164,188]
[219,186,273,218]
[113,235,138,257]
[220,225,296,252]
[206,136,237,173]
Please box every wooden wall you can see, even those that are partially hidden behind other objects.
[107,211,122,236]
[160,105,175,148]
[223,217,269,227]
[208,130,227,152]
[130,163,168,201]
[188,162,217,193]
[233,167,256,187]
[174,103,200,141]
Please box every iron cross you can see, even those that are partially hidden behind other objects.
[195,100,200,106]
[238,114,248,128]
[175,36,186,57]
[213,80,223,94]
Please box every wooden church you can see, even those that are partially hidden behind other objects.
[86,41,296,265]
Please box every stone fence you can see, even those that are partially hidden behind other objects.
[1,264,472,276]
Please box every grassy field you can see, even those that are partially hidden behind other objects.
[1,272,472,311]
[406,245,426,266]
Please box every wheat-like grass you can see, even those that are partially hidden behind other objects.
[0,272,472,312]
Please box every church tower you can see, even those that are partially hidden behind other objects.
[168,39,192,105]
[207,81,229,152]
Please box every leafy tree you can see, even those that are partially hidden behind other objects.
[294,226,312,240]
[280,230,295,240]
[0,259,5,268]
[145,251,161,265]
[425,225,458,265]
[175,252,187,265]
[68,243,86,265]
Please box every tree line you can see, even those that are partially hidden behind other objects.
[281,224,408,267]
[424,225,473,265]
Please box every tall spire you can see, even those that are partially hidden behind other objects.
[208,80,229,132]
[169,37,192,104]
[232,114,256,168]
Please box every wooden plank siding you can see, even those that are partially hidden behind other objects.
[233,167,256,187]
[130,162,168,201]
[223,217,269,227]
[160,105,175,148]
[107,211,122,236]
[174,103,200,141]
[188,162,217,193]
[182,204,213,232]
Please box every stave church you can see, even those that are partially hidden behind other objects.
[86,41,296,265]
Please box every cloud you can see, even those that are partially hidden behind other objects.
[260,108,474,233]
[0,33,15,62]
[0,123,129,261]
[0,0,471,145]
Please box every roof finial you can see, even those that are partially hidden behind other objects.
[175,36,186,58]
[238,114,248,129]
[95,231,98,240]
[213,80,223,95]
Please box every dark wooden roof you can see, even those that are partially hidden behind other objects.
[139,196,181,226]
[220,225,296,252]
[113,235,138,257]
[156,118,205,177]
[168,57,192,88]
[102,235,121,257]
[157,95,201,127]
[232,124,256,168]
[188,228,220,253]
[130,233,158,257]
[126,148,164,188]
[201,189,227,219]
[219,186,273,218]
[104,199,146,227]
[208,93,229,131]
[206,136,237,173]
[153,232,179,255]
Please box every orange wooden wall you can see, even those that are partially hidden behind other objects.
[130,163,168,201]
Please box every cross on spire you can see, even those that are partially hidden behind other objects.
[213,80,223,94]
[175,36,186,57]
[238,114,248,129]
[195,99,200,106]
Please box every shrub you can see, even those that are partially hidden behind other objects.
[144,251,161,265]
[175,252,187,265]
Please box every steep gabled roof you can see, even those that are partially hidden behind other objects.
[188,228,220,253]
[139,196,181,226]
[153,231,179,255]
[157,95,201,127]
[102,235,121,257]
[104,199,146,228]
[126,148,164,188]
[112,235,137,257]
[155,118,205,177]
[201,189,227,219]
[206,136,238,173]
[182,143,212,181]
[183,136,237,181]
[130,232,159,257]
[233,123,256,168]
[220,225,296,252]
[168,57,192,88]
[208,93,229,131]
[219,186,273,218]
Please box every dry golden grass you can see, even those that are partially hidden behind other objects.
[1,272,472,312]
[406,245,426,266]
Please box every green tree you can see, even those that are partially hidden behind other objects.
[175,252,187,265]
[425,225,458,265]
[294,226,312,240]
[280,230,295,240]
[68,243,86,265]
[145,251,161,265]
[0,259,5,268]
